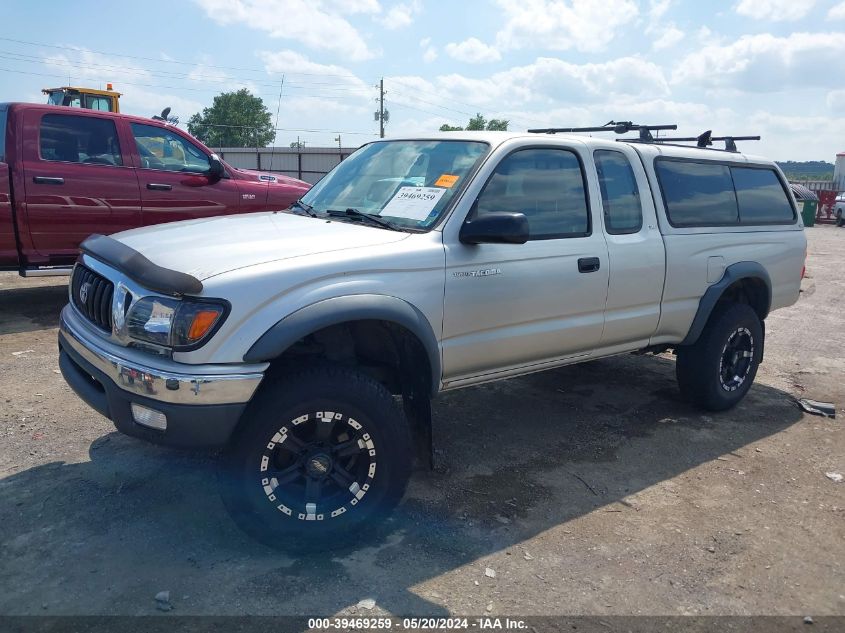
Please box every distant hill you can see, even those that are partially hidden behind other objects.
[776,161,834,181]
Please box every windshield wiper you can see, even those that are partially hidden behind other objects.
[325,208,402,231]
[288,199,318,217]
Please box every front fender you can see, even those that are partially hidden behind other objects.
[243,294,441,395]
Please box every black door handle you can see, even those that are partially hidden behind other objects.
[33,176,64,185]
[578,257,601,273]
[147,183,172,191]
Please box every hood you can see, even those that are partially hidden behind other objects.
[230,167,310,189]
[113,212,409,281]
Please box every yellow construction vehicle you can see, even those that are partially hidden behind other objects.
[42,84,121,112]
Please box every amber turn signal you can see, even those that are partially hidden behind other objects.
[188,309,222,341]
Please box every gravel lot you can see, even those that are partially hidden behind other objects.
[0,226,842,618]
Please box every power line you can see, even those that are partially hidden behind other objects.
[0,35,542,133]
[0,50,369,93]
[0,36,360,80]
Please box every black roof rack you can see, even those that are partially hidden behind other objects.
[632,130,760,152]
[527,121,677,142]
[528,122,761,152]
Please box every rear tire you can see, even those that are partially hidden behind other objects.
[218,364,413,550]
[676,303,763,411]
[836,210,843,227]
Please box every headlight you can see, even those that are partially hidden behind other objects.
[126,296,228,350]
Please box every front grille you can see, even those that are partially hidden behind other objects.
[71,265,114,332]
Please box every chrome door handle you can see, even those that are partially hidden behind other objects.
[33,176,64,185]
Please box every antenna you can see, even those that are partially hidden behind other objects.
[267,76,284,186]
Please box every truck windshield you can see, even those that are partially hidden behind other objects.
[298,140,489,231]
[45,91,65,106]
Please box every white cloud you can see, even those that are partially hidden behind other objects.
[648,0,672,20]
[323,0,381,13]
[388,55,669,115]
[495,0,639,53]
[419,38,438,63]
[672,32,845,92]
[444,38,502,63]
[40,47,205,119]
[258,50,371,100]
[652,25,684,50]
[193,0,377,61]
[735,0,816,21]
[379,0,421,29]
[422,46,438,63]
[829,1,845,19]
[827,89,845,113]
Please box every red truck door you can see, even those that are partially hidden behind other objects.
[128,122,239,224]
[20,109,141,264]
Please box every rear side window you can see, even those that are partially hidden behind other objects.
[594,150,643,234]
[475,148,590,240]
[656,160,738,226]
[732,167,795,223]
[39,114,122,166]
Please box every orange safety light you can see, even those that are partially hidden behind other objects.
[107,83,113,91]
[188,310,222,341]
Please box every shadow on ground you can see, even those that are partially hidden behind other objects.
[0,354,802,615]
[0,284,67,335]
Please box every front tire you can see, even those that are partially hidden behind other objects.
[676,303,763,411]
[219,364,413,550]
[836,210,843,227]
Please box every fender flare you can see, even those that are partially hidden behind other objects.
[243,294,441,395]
[680,261,772,346]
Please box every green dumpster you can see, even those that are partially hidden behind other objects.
[800,200,817,227]
[790,184,818,227]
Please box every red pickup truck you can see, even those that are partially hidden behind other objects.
[0,102,310,276]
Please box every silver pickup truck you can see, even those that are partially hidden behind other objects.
[58,129,806,547]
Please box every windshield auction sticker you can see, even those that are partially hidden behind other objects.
[435,174,460,188]
[381,186,447,221]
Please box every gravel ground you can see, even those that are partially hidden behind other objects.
[0,226,842,618]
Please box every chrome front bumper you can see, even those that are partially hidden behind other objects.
[59,305,265,406]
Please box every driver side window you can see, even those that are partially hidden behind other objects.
[473,148,590,240]
[130,123,210,173]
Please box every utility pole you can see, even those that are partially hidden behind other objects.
[379,78,385,138]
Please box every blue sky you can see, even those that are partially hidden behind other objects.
[2,0,844,160]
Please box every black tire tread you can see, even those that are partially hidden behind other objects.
[218,363,413,550]
[676,302,763,412]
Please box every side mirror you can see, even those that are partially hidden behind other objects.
[459,212,529,245]
[208,154,225,181]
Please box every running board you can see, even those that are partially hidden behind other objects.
[20,266,73,277]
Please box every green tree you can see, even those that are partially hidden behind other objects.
[187,89,275,148]
[466,113,487,130]
[439,113,509,132]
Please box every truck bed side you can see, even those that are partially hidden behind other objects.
[0,103,17,268]
[0,161,16,268]
[633,144,806,346]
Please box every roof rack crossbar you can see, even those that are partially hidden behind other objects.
[527,121,678,138]
[618,129,761,152]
